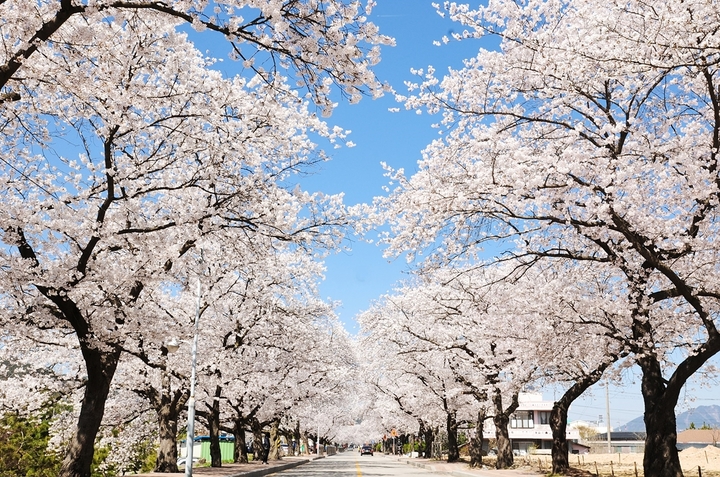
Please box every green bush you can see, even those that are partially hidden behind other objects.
[0,409,62,477]
[402,441,425,454]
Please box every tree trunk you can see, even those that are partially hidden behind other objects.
[152,360,187,473]
[59,345,121,477]
[233,423,248,463]
[550,400,570,475]
[293,421,301,456]
[153,378,180,472]
[422,424,434,459]
[469,409,486,468]
[301,430,309,455]
[446,410,460,462]
[493,412,513,469]
[417,420,426,457]
[629,304,720,477]
[492,390,517,469]
[251,419,264,458]
[639,356,683,477]
[208,386,223,467]
[269,419,281,461]
[155,406,180,472]
[550,363,611,475]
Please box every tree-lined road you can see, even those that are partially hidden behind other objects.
[4,1,720,477]
[274,454,441,477]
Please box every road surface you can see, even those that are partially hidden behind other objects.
[274,452,446,477]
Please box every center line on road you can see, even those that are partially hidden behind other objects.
[355,461,363,477]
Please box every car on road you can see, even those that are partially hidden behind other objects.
[360,444,374,456]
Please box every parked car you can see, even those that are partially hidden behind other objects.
[176,457,199,466]
[360,444,374,456]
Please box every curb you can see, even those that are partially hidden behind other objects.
[225,455,324,477]
[400,457,463,476]
[396,457,502,477]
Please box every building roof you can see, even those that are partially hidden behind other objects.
[516,392,553,411]
[677,429,720,444]
[593,432,646,441]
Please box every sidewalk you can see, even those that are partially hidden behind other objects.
[131,455,322,477]
[392,455,546,477]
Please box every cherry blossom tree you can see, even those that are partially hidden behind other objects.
[0,331,83,414]
[378,1,720,476]
[56,215,351,471]
[522,263,631,474]
[172,246,338,467]
[132,350,189,473]
[0,6,373,475]
[367,268,537,469]
[202,303,351,465]
[358,283,482,463]
[112,307,192,473]
[462,260,630,473]
[89,388,157,475]
[0,0,391,114]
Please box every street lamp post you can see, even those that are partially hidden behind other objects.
[185,277,202,477]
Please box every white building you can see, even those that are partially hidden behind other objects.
[482,392,582,455]
[569,419,609,435]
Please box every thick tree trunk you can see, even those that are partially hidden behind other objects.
[492,390,517,469]
[292,421,301,456]
[629,305,720,477]
[301,430,309,455]
[233,425,249,463]
[208,386,223,467]
[549,401,569,474]
[639,357,683,477]
[152,361,186,473]
[469,410,486,468]
[550,363,610,475]
[643,397,681,477]
[619,244,720,476]
[59,345,121,477]
[493,412,513,469]
[251,419,264,458]
[269,419,281,461]
[153,379,180,473]
[422,424,435,458]
[446,411,460,463]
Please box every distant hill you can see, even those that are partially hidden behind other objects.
[617,405,720,432]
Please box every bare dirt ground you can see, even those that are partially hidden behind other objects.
[490,446,720,477]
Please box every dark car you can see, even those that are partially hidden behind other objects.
[360,444,374,456]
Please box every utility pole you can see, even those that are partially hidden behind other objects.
[605,378,611,453]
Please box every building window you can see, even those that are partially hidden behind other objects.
[511,411,534,429]
[538,411,550,425]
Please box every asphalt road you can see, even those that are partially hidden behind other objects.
[272,453,446,477]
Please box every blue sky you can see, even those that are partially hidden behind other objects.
[302,1,482,332]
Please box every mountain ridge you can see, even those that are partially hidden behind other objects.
[617,404,720,432]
